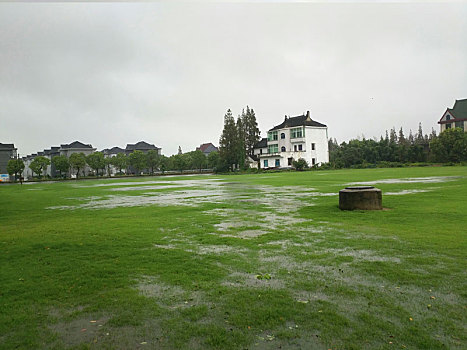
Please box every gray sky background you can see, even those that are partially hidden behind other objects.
[1,1,466,156]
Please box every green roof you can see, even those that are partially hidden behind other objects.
[449,99,467,119]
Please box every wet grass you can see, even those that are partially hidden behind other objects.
[0,167,466,349]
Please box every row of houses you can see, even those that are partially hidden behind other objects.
[20,141,161,180]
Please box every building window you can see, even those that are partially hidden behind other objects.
[275,159,280,167]
[260,149,262,154]
[268,131,278,141]
[446,115,451,121]
[264,160,268,168]
[298,144,303,151]
[312,158,316,165]
[455,121,464,131]
[446,123,451,129]
[311,143,315,150]
[268,144,278,154]
[281,133,285,139]
[288,157,293,166]
[290,127,304,139]
[294,145,297,152]
[281,146,286,152]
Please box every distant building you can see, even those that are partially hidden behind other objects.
[0,143,17,181]
[438,99,467,133]
[254,111,329,169]
[102,147,126,175]
[125,141,161,175]
[22,141,96,179]
[125,141,161,155]
[196,143,218,156]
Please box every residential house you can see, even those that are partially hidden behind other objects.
[125,141,161,155]
[0,143,17,181]
[438,99,467,133]
[255,111,329,169]
[196,143,218,156]
[22,141,96,179]
[102,146,126,175]
[125,141,161,174]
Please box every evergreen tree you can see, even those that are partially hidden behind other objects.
[219,109,239,171]
[236,115,246,169]
[243,106,261,156]
[389,127,397,144]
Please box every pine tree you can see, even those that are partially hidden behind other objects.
[389,127,397,144]
[219,109,238,171]
[236,115,246,169]
[244,106,261,156]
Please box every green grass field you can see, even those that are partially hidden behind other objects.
[1,167,466,349]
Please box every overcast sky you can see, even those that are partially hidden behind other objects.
[1,1,466,156]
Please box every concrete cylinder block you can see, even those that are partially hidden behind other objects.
[339,186,382,210]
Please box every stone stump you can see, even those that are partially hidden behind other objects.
[339,186,382,210]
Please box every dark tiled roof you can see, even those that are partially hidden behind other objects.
[254,138,268,149]
[107,147,125,154]
[448,99,467,119]
[198,143,217,152]
[269,112,326,131]
[0,143,15,150]
[61,141,93,149]
[126,141,159,151]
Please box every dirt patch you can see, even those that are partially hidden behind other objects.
[222,271,285,289]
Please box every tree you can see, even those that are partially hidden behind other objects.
[146,150,160,175]
[30,156,50,178]
[243,106,261,156]
[128,150,147,175]
[159,155,169,174]
[219,109,239,171]
[207,151,220,170]
[190,150,206,172]
[7,159,25,181]
[236,116,246,169]
[86,152,105,176]
[104,157,113,176]
[171,154,188,173]
[69,153,86,178]
[292,158,308,171]
[111,153,127,174]
[52,155,70,178]
[430,128,467,162]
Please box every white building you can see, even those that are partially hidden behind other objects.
[255,111,329,169]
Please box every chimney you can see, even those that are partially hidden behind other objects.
[306,110,311,120]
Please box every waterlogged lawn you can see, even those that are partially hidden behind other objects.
[0,167,466,349]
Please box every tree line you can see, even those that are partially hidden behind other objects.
[328,125,467,168]
[7,149,221,180]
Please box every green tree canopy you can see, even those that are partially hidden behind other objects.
[30,156,50,178]
[69,153,86,178]
[207,151,220,170]
[128,150,147,175]
[189,150,206,171]
[430,128,467,162]
[110,153,128,174]
[86,152,106,176]
[51,155,70,177]
[146,150,161,175]
[7,159,25,180]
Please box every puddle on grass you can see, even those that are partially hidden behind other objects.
[384,189,435,195]
[346,176,462,186]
